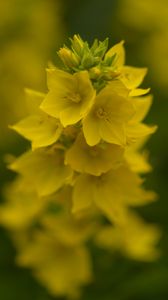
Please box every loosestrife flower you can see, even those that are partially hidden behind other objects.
[72,165,156,222]
[65,132,124,176]
[40,69,96,126]
[96,211,160,261]
[10,148,73,197]
[82,81,134,146]
[0,35,160,298]
[11,89,63,149]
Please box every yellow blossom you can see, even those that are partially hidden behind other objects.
[105,41,150,96]
[11,89,62,150]
[40,68,96,126]
[0,177,46,230]
[65,132,124,176]
[9,148,73,197]
[96,212,161,261]
[83,81,134,146]
[16,214,93,298]
[12,114,62,150]
[72,165,156,223]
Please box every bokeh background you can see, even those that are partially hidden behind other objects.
[0,0,168,299]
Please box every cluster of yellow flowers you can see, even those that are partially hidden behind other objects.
[0,35,160,298]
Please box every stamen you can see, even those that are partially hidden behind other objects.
[68,92,81,103]
[96,107,107,119]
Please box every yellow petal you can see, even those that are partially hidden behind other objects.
[24,88,46,114]
[129,88,150,97]
[105,80,129,98]
[46,67,73,91]
[40,91,70,119]
[105,40,125,68]
[99,119,126,146]
[120,66,147,89]
[126,123,157,143]
[72,174,93,213]
[11,114,62,149]
[129,95,153,123]
[83,113,101,146]
[125,148,152,173]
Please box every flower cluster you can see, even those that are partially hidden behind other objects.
[0,35,160,298]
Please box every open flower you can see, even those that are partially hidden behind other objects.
[72,165,156,223]
[11,89,62,150]
[0,177,46,230]
[16,214,93,298]
[40,68,96,127]
[65,132,124,176]
[83,81,134,146]
[10,148,73,197]
[105,41,150,96]
[96,212,161,261]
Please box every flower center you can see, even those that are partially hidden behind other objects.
[96,107,107,119]
[68,92,81,103]
[89,147,99,157]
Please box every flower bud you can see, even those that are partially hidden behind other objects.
[58,47,80,69]
[71,34,85,55]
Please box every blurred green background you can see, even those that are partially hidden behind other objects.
[0,0,168,299]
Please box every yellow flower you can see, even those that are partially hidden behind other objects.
[72,165,155,223]
[0,177,46,230]
[83,81,134,146]
[126,95,157,143]
[41,210,97,248]
[105,41,150,96]
[16,215,93,298]
[65,132,124,176]
[9,148,73,197]
[40,68,96,127]
[11,89,62,149]
[96,212,161,261]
